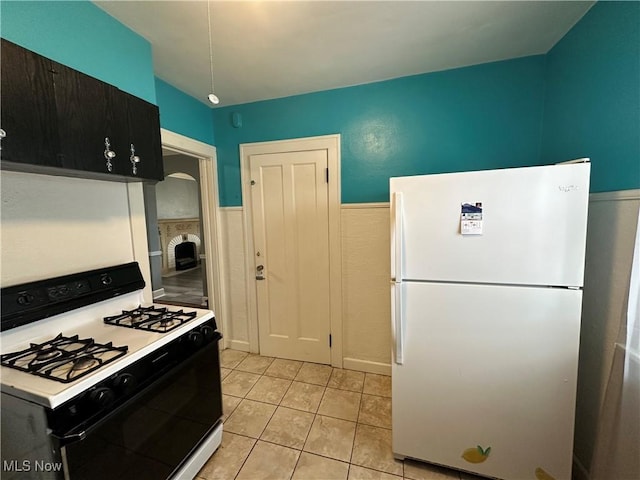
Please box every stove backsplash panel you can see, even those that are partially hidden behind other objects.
[0,171,141,288]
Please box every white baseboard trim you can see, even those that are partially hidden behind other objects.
[573,454,590,480]
[343,357,391,375]
[152,288,165,299]
[226,339,250,352]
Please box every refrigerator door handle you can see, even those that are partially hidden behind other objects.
[391,192,404,282]
[393,281,404,365]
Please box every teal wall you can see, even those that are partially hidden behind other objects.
[541,1,640,193]
[155,78,215,146]
[213,56,546,206]
[3,1,636,198]
[0,0,155,103]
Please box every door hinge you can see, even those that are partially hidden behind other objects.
[329,334,332,348]
[325,168,329,183]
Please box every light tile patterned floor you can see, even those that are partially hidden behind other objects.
[197,349,484,480]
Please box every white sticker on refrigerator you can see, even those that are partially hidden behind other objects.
[461,202,483,235]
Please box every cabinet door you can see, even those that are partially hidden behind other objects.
[124,92,164,181]
[0,39,60,166]
[51,61,129,175]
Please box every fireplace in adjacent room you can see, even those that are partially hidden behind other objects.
[174,234,198,271]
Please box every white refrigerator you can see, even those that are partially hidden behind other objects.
[390,162,590,480]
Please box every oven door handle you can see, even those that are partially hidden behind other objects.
[50,430,87,447]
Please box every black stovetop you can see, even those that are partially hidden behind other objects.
[0,334,128,383]
[104,305,198,333]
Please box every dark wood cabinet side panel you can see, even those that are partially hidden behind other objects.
[0,39,60,166]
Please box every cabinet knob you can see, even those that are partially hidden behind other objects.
[104,137,116,172]
[0,128,6,139]
[130,144,141,175]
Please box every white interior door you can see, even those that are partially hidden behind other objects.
[249,149,331,363]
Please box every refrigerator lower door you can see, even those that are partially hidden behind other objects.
[392,282,582,480]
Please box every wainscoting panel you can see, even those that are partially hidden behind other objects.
[341,204,391,371]
[219,207,251,351]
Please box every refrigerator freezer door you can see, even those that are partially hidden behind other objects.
[392,282,582,480]
[389,163,590,287]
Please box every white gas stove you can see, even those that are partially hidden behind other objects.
[0,262,223,480]
[1,292,214,408]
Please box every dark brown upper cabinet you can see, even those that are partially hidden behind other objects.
[0,39,60,167]
[0,39,164,182]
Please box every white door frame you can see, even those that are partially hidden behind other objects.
[160,128,228,343]
[240,134,343,367]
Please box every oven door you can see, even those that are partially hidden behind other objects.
[55,337,222,480]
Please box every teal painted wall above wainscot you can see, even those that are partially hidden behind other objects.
[155,78,216,147]
[0,0,155,103]
[541,1,640,193]
[213,55,546,206]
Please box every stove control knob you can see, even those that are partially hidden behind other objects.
[17,293,34,306]
[113,373,136,394]
[200,325,215,341]
[90,387,115,409]
[188,330,204,347]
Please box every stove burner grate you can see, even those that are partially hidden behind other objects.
[104,305,197,333]
[0,334,128,383]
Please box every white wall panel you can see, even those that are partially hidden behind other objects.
[341,204,391,372]
[219,207,250,350]
[1,171,136,286]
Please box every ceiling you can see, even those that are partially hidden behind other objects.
[94,1,594,108]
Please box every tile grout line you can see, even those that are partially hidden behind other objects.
[346,369,366,480]
[232,356,279,480]
[254,362,301,480]
[293,365,329,477]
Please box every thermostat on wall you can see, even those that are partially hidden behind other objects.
[231,112,242,128]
